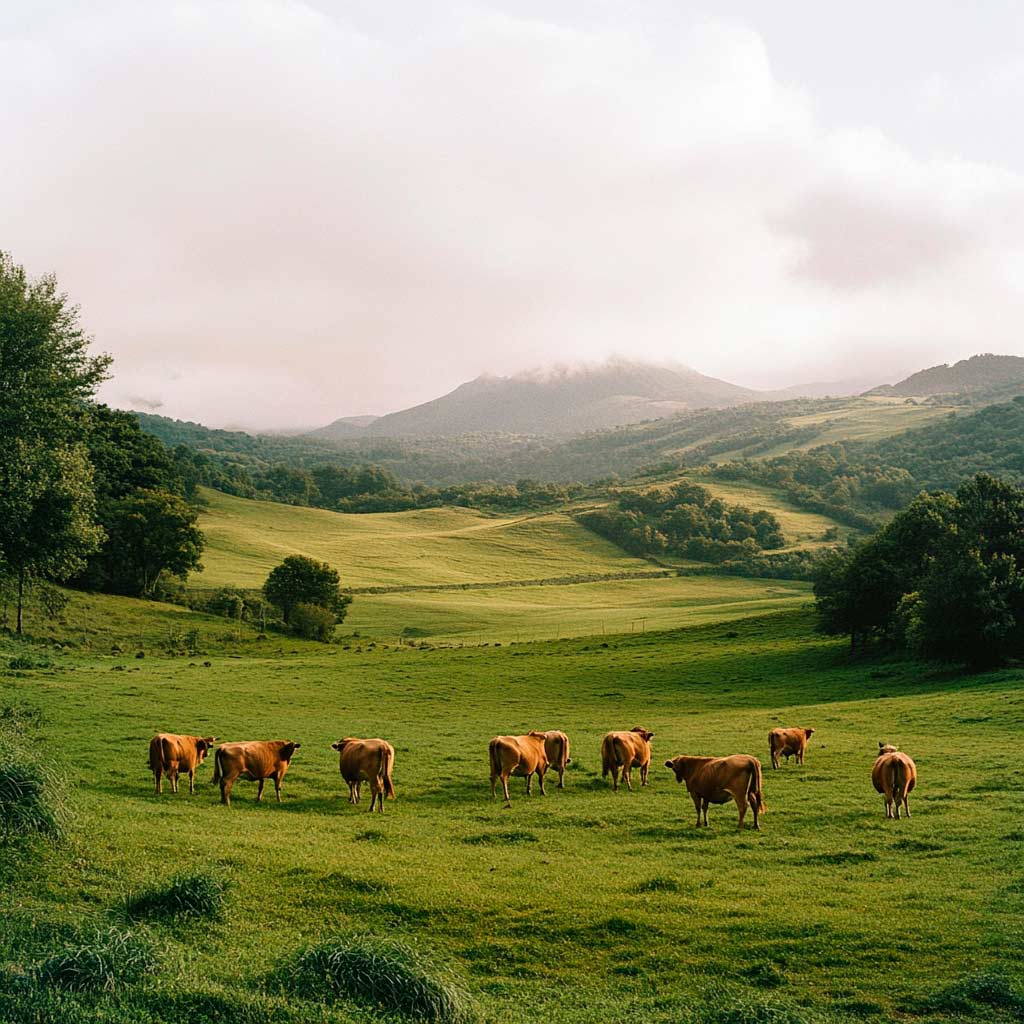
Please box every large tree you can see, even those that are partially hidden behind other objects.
[263,555,351,625]
[0,252,110,632]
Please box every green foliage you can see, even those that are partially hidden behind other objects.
[814,474,1024,665]
[289,602,337,642]
[578,481,785,562]
[124,870,229,922]
[87,489,204,596]
[279,935,476,1022]
[36,927,159,993]
[263,555,349,625]
[0,706,70,844]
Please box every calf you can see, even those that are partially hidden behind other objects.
[489,732,548,804]
[872,742,917,819]
[665,754,766,830]
[332,737,396,813]
[211,740,301,807]
[601,727,654,791]
[769,727,815,769]
[541,730,572,789]
[148,733,216,795]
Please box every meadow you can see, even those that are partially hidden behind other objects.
[2,599,1023,1023]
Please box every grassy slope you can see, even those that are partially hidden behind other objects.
[3,602,1022,1023]
[194,488,648,590]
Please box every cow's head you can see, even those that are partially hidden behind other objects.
[195,737,218,762]
[331,739,353,752]
[664,756,687,783]
[631,727,654,743]
[878,742,898,754]
[804,728,816,739]
[282,741,301,760]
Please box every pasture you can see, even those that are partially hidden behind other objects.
[2,603,1023,1023]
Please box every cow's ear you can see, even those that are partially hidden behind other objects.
[331,742,341,750]
[664,760,673,769]
[292,742,302,749]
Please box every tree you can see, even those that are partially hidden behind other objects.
[92,489,204,596]
[263,555,351,625]
[0,252,110,632]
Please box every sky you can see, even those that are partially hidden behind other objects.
[3,1,1024,430]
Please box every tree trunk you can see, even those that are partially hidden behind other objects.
[16,567,24,636]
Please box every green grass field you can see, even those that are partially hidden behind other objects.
[193,488,650,590]
[3,599,1022,1023]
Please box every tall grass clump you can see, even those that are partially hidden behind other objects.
[0,706,71,844]
[279,935,476,1023]
[36,927,159,993]
[124,870,229,922]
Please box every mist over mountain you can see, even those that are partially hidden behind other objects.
[867,354,1024,401]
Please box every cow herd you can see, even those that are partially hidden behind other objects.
[148,726,919,826]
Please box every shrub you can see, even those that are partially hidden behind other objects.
[0,709,70,845]
[290,603,336,642]
[124,870,229,922]
[279,935,475,1023]
[36,927,159,993]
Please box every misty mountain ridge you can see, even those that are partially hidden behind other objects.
[867,354,1024,400]
[309,358,887,440]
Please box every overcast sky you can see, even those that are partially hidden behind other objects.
[3,2,1024,429]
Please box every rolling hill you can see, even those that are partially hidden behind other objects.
[867,353,1024,402]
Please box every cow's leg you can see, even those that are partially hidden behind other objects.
[169,768,178,795]
[538,768,547,796]
[526,771,533,796]
[220,777,233,807]
[256,778,266,802]
[188,768,196,795]
[702,799,710,826]
[274,771,283,803]
[903,794,911,819]
[610,764,620,791]
[736,793,748,830]
[622,765,633,792]
[770,748,778,770]
[490,768,498,800]
[557,766,565,790]
[691,793,702,827]
[501,772,511,805]
[154,768,163,795]
[369,778,382,813]
[640,762,649,787]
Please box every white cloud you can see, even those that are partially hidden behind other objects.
[1,2,1022,427]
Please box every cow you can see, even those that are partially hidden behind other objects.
[148,733,217,795]
[600,727,654,791]
[211,740,301,807]
[769,727,815,769]
[489,732,548,804]
[331,737,396,813]
[872,742,917,819]
[665,754,766,830]
[541,730,572,789]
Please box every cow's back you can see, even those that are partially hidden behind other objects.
[543,731,569,769]
[340,738,391,781]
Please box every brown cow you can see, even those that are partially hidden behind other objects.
[872,742,917,819]
[331,737,396,813]
[665,754,766,829]
[211,740,301,807]
[148,733,217,795]
[601,727,654,791]
[489,732,548,804]
[541,730,572,789]
[769,727,815,769]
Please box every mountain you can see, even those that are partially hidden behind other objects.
[762,376,887,401]
[311,414,380,440]
[324,360,758,438]
[867,354,1024,402]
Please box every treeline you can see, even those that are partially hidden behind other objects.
[577,481,785,564]
[709,398,1024,529]
[814,474,1024,667]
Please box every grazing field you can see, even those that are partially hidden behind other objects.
[193,487,649,590]
[3,602,1023,1023]
[346,575,811,643]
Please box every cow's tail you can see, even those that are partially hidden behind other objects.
[147,737,161,773]
[381,746,396,800]
[211,747,223,785]
[159,735,174,772]
[891,756,905,801]
[600,735,613,777]
[488,739,501,782]
[553,732,567,767]
[748,758,766,814]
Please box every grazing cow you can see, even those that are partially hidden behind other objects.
[211,740,301,807]
[665,754,766,830]
[600,727,654,791]
[769,727,815,769]
[541,730,572,789]
[489,732,548,804]
[331,737,396,813]
[148,733,217,795]
[872,742,917,819]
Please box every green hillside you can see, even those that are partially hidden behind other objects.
[193,487,649,590]
[3,604,1021,1023]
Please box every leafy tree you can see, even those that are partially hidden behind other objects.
[290,602,337,641]
[90,489,204,596]
[0,252,110,632]
[263,555,351,625]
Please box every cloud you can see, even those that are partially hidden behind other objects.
[0,2,1022,427]
[125,394,164,411]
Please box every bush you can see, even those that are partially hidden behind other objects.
[0,707,70,845]
[124,870,229,922]
[36,927,159,993]
[290,603,336,642]
[279,935,475,1023]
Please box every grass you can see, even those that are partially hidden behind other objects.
[345,574,811,642]
[36,927,160,993]
[2,593,1023,1022]
[193,487,649,590]
[124,870,230,922]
